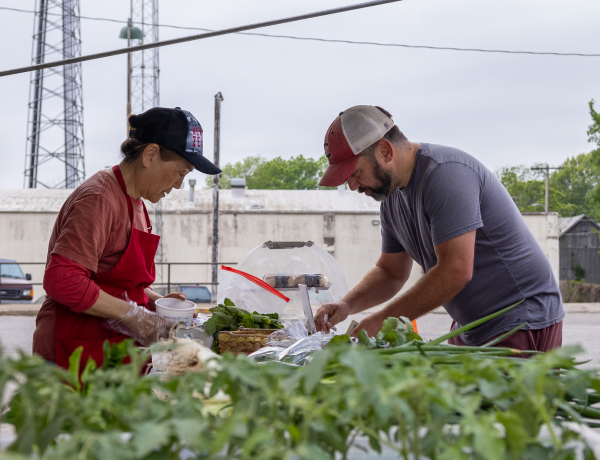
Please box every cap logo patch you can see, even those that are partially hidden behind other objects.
[324,142,332,158]
[192,127,202,148]
[384,122,389,128]
[185,113,204,155]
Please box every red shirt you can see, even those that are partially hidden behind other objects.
[33,169,148,361]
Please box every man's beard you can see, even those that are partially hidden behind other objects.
[358,160,393,202]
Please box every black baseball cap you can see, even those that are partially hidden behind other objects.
[129,107,221,175]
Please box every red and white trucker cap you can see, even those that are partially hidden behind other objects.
[318,105,394,187]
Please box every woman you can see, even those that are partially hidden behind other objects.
[32,107,221,369]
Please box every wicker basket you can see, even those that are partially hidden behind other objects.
[217,327,279,355]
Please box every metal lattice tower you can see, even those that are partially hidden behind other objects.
[128,0,165,279]
[130,0,160,115]
[24,0,85,189]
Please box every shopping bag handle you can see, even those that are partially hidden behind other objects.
[221,266,290,302]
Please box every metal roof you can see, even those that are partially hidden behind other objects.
[557,214,600,234]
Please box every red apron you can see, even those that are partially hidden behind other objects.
[54,165,160,369]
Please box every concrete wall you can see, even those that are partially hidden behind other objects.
[0,189,559,302]
[156,211,386,291]
[521,212,560,282]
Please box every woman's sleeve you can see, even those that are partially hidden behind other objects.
[51,194,115,272]
[43,254,100,313]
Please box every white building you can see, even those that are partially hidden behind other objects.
[0,188,559,302]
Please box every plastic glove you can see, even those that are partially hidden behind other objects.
[101,294,175,347]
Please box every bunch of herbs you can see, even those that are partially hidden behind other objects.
[204,298,283,352]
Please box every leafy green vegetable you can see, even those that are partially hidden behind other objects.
[203,298,284,352]
[341,315,423,350]
[327,334,350,346]
[357,329,376,349]
[3,303,600,459]
[3,340,600,459]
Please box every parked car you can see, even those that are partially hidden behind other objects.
[0,259,33,303]
[179,285,212,304]
[153,284,212,303]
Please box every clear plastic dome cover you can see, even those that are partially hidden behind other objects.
[220,241,350,330]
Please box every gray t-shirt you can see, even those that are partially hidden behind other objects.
[380,143,564,345]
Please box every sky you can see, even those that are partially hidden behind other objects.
[0,0,599,189]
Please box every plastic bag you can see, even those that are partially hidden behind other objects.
[266,320,309,348]
[270,322,334,366]
[277,338,323,366]
[235,242,350,322]
[247,346,286,363]
[216,266,290,316]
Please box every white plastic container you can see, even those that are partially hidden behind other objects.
[155,298,196,327]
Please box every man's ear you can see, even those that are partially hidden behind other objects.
[378,139,394,163]
[141,144,161,168]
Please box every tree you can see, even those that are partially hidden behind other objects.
[205,156,264,189]
[496,100,600,219]
[550,153,600,219]
[587,99,600,147]
[496,165,577,215]
[206,155,334,190]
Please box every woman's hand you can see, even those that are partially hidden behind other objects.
[102,301,175,347]
[145,289,186,311]
[145,289,196,318]
[164,292,186,301]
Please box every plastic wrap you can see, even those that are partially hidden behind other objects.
[277,338,322,366]
[250,321,334,366]
[227,241,350,329]
[216,266,290,316]
[266,320,309,348]
[247,346,286,363]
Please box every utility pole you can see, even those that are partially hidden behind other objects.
[211,92,223,301]
[531,165,563,212]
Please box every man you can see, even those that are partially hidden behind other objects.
[314,105,564,350]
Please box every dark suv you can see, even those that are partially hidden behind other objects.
[0,259,34,303]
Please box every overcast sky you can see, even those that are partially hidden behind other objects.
[0,0,599,189]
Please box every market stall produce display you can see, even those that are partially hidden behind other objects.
[225,241,350,325]
[3,302,600,459]
[203,299,284,353]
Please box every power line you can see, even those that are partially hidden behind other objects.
[0,0,403,78]
[2,5,599,58]
[0,6,126,24]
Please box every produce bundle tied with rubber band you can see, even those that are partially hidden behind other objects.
[263,273,329,289]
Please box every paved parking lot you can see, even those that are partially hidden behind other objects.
[0,312,598,368]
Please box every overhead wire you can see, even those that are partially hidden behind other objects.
[1,5,599,59]
[0,0,404,77]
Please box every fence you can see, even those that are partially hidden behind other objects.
[0,262,237,304]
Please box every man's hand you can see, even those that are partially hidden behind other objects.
[350,310,386,338]
[315,300,351,333]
